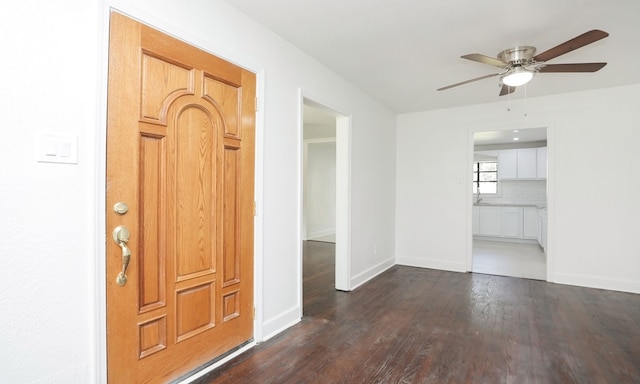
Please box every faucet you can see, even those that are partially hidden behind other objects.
[476,190,482,204]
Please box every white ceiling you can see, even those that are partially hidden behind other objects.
[225,0,640,113]
[474,127,547,147]
[303,104,336,140]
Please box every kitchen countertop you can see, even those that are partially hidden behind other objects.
[473,202,546,208]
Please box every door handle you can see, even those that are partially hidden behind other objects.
[112,225,131,287]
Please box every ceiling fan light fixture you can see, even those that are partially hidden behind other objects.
[502,67,534,87]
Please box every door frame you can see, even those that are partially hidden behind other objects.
[299,93,352,309]
[96,4,265,383]
[465,120,555,283]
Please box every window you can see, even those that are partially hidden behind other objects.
[473,161,497,194]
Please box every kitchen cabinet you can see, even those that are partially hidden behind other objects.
[474,205,543,242]
[536,147,547,179]
[472,206,479,235]
[498,150,517,179]
[538,208,547,251]
[517,148,537,179]
[475,205,523,238]
[523,207,539,238]
[478,206,502,236]
[501,207,523,238]
[498,147,546,180]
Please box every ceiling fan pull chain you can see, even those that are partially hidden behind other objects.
[524,84,528,117]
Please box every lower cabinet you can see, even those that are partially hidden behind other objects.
[474,205,543,241]
[501,207,523,238]
[478,206,502,236]
[472,206,479,235]
[523,207,540,239]
[538,208,547,251]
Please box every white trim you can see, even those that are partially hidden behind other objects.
[465,120,554,282]
[334,115,352,291]
[261,306,301,341]
[97,4,266,383]
[94,2,111,383]
[545,124,555,283]
[396,256,468,272]
[553,272,640,294]
[306,229,337,241]
[350,258,395,290]
[253,69,266,343]
[296,93,305,319]
[176,342,257,384]
[298,91,353,321]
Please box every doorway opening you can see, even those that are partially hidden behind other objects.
[301,99,350,317]
[471,127,548,280]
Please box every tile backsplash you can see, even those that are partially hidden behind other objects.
[477,180,546,206]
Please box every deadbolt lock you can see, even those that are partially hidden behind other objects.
[113,202,129,215]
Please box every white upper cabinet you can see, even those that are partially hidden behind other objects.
[498,147,546,180]
[536,147,547,179]
[517,148,537,178]
[498,150,517,179]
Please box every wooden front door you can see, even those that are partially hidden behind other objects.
[106,12,255,383]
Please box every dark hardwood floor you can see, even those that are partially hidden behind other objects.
[195,241,640,383]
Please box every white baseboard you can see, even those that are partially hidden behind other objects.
[554,272,640,294]
[261,306,301,342]
[395,255,467,273]
[306,228,335,240]
[350,257,395,290]
[473,235,539,245]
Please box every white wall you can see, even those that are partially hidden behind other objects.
[396,84,640,294]
[0,1,100,383]
[304,140,337,240]
[0,0,396,383]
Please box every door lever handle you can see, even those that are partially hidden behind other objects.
[112,226,131,287]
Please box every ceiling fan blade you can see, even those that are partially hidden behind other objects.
[461,54,508,67]
[437,73,500,91]
[499,84,516,96]
[537,62,607,73]
[533,29,609,63]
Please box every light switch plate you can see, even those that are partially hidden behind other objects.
[36,132,78,164]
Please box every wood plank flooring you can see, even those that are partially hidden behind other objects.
[195,241,640,383]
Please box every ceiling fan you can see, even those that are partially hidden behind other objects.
[437,29,609,96]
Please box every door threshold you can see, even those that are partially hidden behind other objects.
[172,340,256,384]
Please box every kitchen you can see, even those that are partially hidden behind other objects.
[472,127,547,280]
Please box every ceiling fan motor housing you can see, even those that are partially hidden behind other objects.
[497,46,537,66]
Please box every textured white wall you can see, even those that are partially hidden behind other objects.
[396,84,640,294]
[0,0,100,383]
[0,0,396,382]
